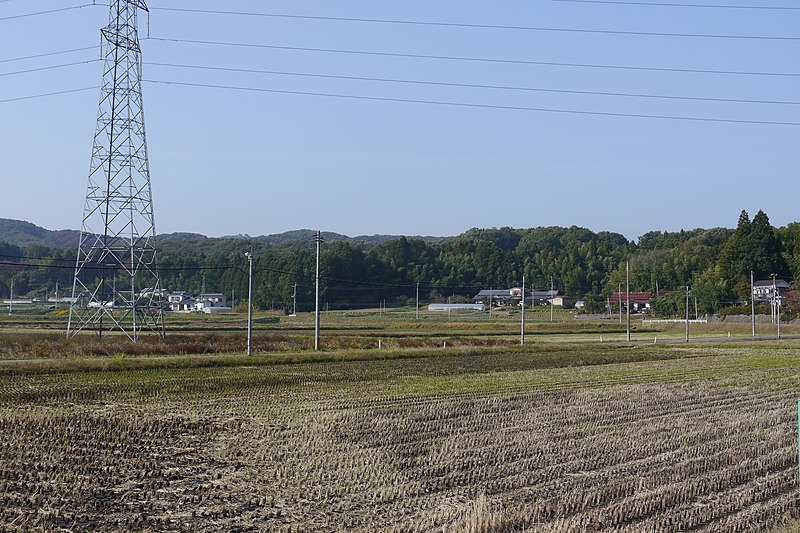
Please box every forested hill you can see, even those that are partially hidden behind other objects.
[2,211,799,315]
[0,219,82,248]
[0,218,442,248]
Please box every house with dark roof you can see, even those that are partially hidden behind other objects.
[608,292,654,312]
[753,279,790,302]
[473,288,559,307]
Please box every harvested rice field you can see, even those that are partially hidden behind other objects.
[0,341,798,531]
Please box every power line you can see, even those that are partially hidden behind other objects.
[547,0,800,10]
[146,60,800,107]
[0,4,97,22]
[0,86,97,104]
[148,37,800,79]
[0,59,100,78]
[0,255,532,292]
[0,46,98,64]
[148,7,800,41]
[143,79,800,127]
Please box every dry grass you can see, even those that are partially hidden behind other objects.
[0,343,798,531]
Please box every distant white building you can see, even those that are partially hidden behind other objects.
[167,291,231,313]
[167,291,195,312]
[473,288,558,307]
[428,303,485,312]
[753,279,790,302]
[196,293,227,308]
[549,295,574,308]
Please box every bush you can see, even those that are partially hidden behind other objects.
[716,304,770,317]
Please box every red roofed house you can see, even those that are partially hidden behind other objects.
[608,292,654,313]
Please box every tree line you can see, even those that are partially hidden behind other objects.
[1,210,798,317]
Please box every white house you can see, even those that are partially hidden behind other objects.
[167,291,231,313]
[167,291,195,312]
[196,293,227,307]
[753,279,790,302]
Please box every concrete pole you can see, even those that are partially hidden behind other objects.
[245,251,253,356]
[626,261,631,342]
[751,271,755,337]
[315,230,321,351]
[416,280,419,320]
[521,275,525,346]
[685,285,689,343]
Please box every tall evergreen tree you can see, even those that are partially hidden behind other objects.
[749,210,787,279]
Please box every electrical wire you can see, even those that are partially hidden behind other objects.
[0,46,98,64]
[143,79,800,127]
[148,37,800,79]
[0,59,100,78]
[0,86,97,104]
[0,256,519,292]
[146,61,800,107]
[148,7,800,41]
[0,4,97,22]
[3,55,797,111]
[546,0,800,10]
[4,253,794,294]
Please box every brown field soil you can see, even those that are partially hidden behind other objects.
[0,342,799,531]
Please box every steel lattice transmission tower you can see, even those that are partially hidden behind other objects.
[68,0,164,340]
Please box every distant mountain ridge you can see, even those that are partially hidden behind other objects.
[0,219,82,248]
[0,218,445,249]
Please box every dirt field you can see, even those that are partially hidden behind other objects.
[0,342,798,531]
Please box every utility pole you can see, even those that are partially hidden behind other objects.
[772,273,781,339]
[751,271,755,337]
[771,273,777,325]
[531,281,535,320]
[626,262,631,342]
[618,283,622,323]
[521,275,526,346]
[292,282,297,316]
[489,287,493,318]
[656,280,659,298]
[550,278,554,322]
[314,230,322,351]
[694,296,698,320]
[416,280,419,320]
[245,251,253,356]
[8,278,12,315]
[685,285,690,343]
[55,281,59,310]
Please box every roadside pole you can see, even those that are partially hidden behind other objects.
[685,286,689,343]
[626,262,630,342]
[521,275,525,346]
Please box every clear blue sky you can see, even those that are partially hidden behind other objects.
[1,0,798,240]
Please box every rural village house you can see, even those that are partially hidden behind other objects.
[752,279,790,302]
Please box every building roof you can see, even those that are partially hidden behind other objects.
[473,289,559,300]
[608,292,653,304]
[528,290,559,300]
[428,303,485,310]
[474,289,513,298]
[753,280,790,288]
